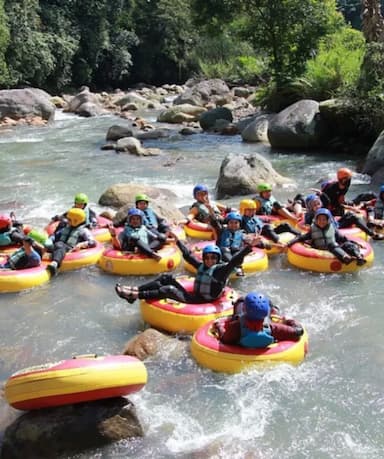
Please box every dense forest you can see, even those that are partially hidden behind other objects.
[0,0,383,105]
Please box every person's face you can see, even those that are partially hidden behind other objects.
[196,191,208,202]
[136,200,148,210]
[244,208,255,217]
[129,215,142,227]
[203,253,218,267]
[311,199,322,212]
[315,214,329,228]
[227,219,240,230]
[74,202,85,209]
[260,190,272,199]
[338,177,350,188]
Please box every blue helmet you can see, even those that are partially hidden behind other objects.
[127,208,144,222]
[314,208,332,220]
[193,184,208,198]
[225,211,242,222]
[244,292,270,320]
[305,193,317,209]
[379,185,384,194]
[202,244,221,262]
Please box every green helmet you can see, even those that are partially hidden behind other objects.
[257,183,272,193]
[74,193,89,205]
[28,229,48,244]
[135,193,150,203]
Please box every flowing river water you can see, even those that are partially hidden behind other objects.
[0,110,383,458]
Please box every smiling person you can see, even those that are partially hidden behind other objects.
[115,232,252,304]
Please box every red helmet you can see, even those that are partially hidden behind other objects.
[0,214,11,230]
[337,168,353,181]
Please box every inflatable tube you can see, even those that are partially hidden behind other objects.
[4,354,147,410]
[298,218,368,241]
[98,244,181,275]
[43,242,104,272]
[140,277,238,333]
[0,244,20,255]
[184,220,214,240]
[191,319,308,373]
[262,232,296,256]
[287,239,374,273]
[0,255,50,293]
[183,241,268,276]
[45,216,113,243]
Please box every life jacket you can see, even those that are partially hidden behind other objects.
[241,215,263,234]
[219,228,243,249]
[374,199,384,219]
[194,264,218,300]
[0,231,12,246]
[142,208,158,228]
[310,222,336,250]
[122,224,149,245]
[191,201,221,223]
[255,196,276,215]
[239,315,274,348]
[8,248,41,269]
[58,225,85,249]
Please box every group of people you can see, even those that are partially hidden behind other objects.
[0,194,98,275]
[4,167,384,350]
[115,167,384,350]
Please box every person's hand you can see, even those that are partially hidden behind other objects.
[167,231,178,242]
[108,224,116,237]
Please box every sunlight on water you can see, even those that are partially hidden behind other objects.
[1,113,384,458]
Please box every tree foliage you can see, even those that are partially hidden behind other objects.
[0,0,9,85]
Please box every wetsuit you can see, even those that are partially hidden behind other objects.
[137,240,252,304]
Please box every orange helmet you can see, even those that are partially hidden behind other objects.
[337,168,353,181]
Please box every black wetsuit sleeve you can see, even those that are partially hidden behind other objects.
[176,239,201,270]
[213,245,252,279]
[286,230,312,247]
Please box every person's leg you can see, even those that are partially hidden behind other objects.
[261,224,279,243]
[274,223,301,236]
[136,240,161,261]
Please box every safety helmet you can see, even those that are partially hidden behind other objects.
[0,214,11,230]
[225,211,242,222]
[379,185,384,194]
[127,208,144,222]
[314,208,332,220]
[244,292,270,321]
[193,184,208,198]
[337,168,353,181]
[27,229,48,244]
[257,183,272,193]
[239,199,257,215]
[67,208,86,227]
[305,193,319,210]
[202,244,221,262]
[135,193,150,203]
[74,193,89,205]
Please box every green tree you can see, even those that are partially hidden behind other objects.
[0,0,9,85]
[192,0,344,86]
[132,0,199,84]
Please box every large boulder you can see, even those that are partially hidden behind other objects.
[174,79,232,107]
[65,87,105,117]
[215,153,294,199]
[0,88,55,122]
[123,328,173,360]
[0,398,143,459]
[241,113,273,143]
[106,125,135,141]
[199,107,233,131]
[98,184,184,223]
[362,130,384,176]
[157,104,206,123]
[267,99,330,149]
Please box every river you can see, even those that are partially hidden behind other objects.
[0,110,383,458]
